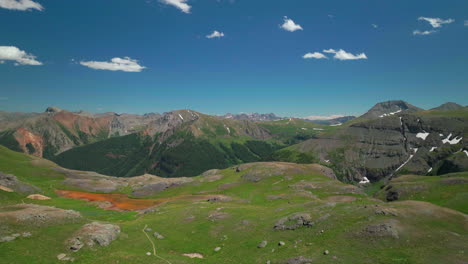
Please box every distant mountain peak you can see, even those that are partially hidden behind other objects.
[431,102,463,111]
[45,106,63,114]
[361,100,423,119]
[221,112,283,122]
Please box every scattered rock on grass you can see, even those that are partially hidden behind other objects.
[0,235,16,242]
[283,256,314,264]
[0,204,81,226]
[274,213,313,230]
[362,222,399,239]
[26,194,51,200]
[67,222,120,252]
[208,211,229,221]
[153,232,164,239]
[214,247,221,252]
[57,253,74,262]
[279,241,285,246]
[258,240,268,248]
[182,253,204,259]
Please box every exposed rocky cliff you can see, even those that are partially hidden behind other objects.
[288,108,467,182]
[0,108,160,159]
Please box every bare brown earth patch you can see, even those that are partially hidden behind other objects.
[56,190,230,211]
[0,185,13,192]
[26,194,51,200]
[14,128,44,157]
[56,168,193,195]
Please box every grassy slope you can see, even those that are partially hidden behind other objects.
[1,146,467,263]
[375,172,468,214]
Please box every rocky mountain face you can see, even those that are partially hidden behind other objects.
[280,105,468,182]
[52,110,277,177]
[221,112,283,122]
[0,108,160,159]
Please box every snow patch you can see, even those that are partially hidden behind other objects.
[313,128,324,131]
[330,123,342,127]
[359,177,370,184]
[441,133,462,145]
[464,150,468,157]
[379,109,402,118]
[225,125,230,134]
[439,134,444,137]
[416,132,429,140]
[399,117,403,126]
[395,148,418,172]
[324,160,330,163]
[301,128,307,130]
[178,114,184,120]
[427,167,432,173]
[430,147,437,152]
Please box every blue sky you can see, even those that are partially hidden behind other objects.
[0,0,467,117]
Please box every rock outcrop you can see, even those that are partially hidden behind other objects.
[67,222,120,251]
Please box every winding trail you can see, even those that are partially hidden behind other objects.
[142,224,172,264]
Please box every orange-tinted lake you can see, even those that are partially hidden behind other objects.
[56,190,225,211]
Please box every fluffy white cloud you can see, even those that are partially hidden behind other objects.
[372,24,378,28]
[160,0,191,14]
[206,30,224,39]
[79,57,146,72]
[281,17,303,32]
[413,30,437,35]
[323,49,367,60]
[0,46,42,65]
[418,17,454,28]
[0,0,43,11]
[303,52,327,59]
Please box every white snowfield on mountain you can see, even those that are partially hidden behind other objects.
[442,133,462,145]
[395,148,418,172]
[379,109,402,118]
[359,177,370,184]
[416,132,430,140]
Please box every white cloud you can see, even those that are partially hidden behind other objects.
[0,0,42,11]
[464,20,468,27]
[80,57,146,72]
[160,0,191,14]
[0,46,42,65]
[303,52,327,59]
[413,30,437,35]
[323,49,367,60]
[304,115,346,120]
[418,17,454,28]
[281,16,303,32]
[372,24,378,28]
[206,30,224,39]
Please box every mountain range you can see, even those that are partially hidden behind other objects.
[0,101,466,182]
